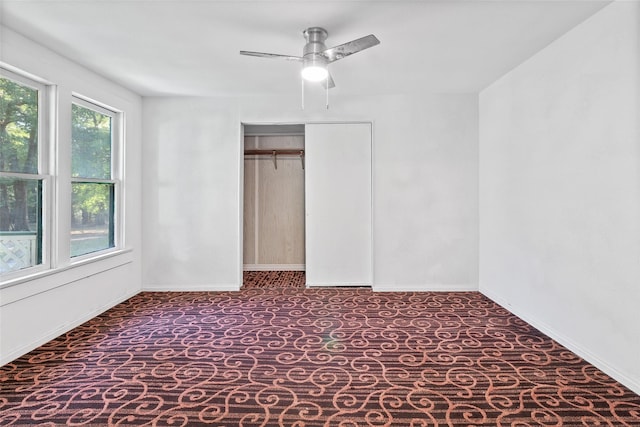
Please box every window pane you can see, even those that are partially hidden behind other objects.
[0,178,42,273]
[72,103,112,179]
[0,77,39,174]
[71,182,114,257]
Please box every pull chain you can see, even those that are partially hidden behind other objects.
[326,78,329,109]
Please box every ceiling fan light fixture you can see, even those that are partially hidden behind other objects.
[301,54,328,82]
[301,64,328,82]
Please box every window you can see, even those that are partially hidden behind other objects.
[71,99,119,258]
[1,65,127,284]
[0,71,48,275]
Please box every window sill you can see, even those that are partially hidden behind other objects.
[0,248,134,305]
[68,247,130,268]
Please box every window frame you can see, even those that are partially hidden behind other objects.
[69,96,123,262]
[0,68,52,281]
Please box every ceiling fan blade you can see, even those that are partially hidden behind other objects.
[323,34,380,63]
[240,51,302,61]
[321,73,336,89]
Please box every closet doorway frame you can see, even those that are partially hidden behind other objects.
[237,121,375,289]
[239,122,307,281]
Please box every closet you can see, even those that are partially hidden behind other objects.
[242,122,372,287]
[243,125,305,271]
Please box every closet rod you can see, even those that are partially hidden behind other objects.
[244,149,305,170]
[244,149,304,156]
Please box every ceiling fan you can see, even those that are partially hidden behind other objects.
[240,27,380,89]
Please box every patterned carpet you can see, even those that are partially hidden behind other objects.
[1,271,638,426]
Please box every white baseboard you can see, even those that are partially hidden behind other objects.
[142,283,240,292]
[307,282,372,288]
[373,283,479,292]
[243,264,305,271]
[481,287,640,396]
[1,288,140,366]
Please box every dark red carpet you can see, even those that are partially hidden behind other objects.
[1,272,638,426]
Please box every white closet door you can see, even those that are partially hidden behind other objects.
[305,123,372,286]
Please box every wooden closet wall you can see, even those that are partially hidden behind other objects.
[243,134,305,270]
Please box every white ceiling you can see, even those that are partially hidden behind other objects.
[0,0,610,97]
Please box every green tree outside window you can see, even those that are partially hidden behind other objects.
[0,75,42,273]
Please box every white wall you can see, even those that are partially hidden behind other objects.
[479,2,640,394]
[142,91,478,291]
[0,27,143,364]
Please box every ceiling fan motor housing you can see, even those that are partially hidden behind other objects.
[303,27,329,68]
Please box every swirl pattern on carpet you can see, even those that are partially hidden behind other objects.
[1,271,638,426]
